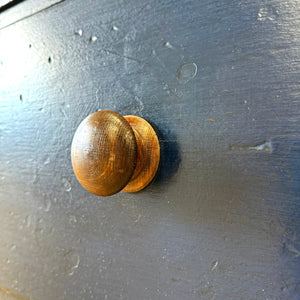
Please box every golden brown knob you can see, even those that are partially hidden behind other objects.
[71,110,160,196]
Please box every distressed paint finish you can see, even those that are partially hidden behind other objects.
[0,0,299,299]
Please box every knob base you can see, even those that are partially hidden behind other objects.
[122,115,160,193]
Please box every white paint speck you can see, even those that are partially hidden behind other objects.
[248,141,273,152]
[75,29,83,36]
[90,36,98,42]
[257,7,278,21]
[210,260,218,271]
[164,41,173,49]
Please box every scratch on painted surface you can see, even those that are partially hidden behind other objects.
[104,49,141,63]
[229,141,273,153]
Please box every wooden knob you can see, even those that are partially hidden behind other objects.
[71,110,160,196]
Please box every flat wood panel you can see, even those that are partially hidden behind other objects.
[0,0,299,299]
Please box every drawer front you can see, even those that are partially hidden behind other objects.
[0,0,299,299]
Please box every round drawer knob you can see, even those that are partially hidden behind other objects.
[71,110,160,196]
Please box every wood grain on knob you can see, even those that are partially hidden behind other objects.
[71,110,137,196]
[71,110,160,196]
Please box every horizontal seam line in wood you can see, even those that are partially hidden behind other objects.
[0,0,67,32]
[0,0,26,14]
